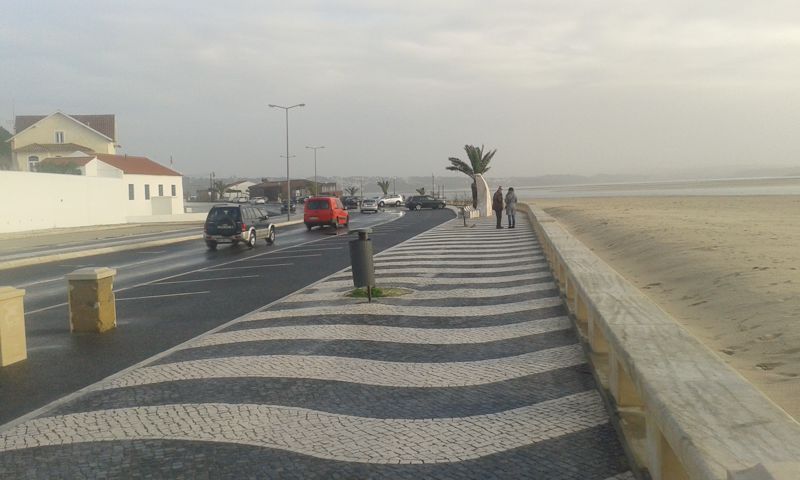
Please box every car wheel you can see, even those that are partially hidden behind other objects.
[247,230,257,248]
[266,227,275,245]
[378,201,384,207]
[231,240,239,246]
[306,223,312,231]
[414,204,422,211]
[395,201,401,207]
[206,240,217,250]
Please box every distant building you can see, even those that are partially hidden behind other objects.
[6,112,117,172]
[222,180,256,200]
[250,179,339,200]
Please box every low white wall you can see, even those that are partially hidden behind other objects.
[126,213,207,223]
[0,171,126,233]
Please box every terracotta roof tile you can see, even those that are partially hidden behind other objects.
[95,154,181,176]
[15,114,116,141]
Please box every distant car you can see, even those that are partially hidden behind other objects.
[406,195,446,210]
[204,204,275,250]
[235,197,249,203]
[280,200,297,213]
[361,198,379,213]
[378,194,403,207]
[342,196,360,209]
[304,196,350,230]
[250,197,266,204]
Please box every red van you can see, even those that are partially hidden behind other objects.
[304,196,350,230]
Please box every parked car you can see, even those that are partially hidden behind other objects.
[204,204,275,250]
[378,194,403,207]
[235,197,249,203]
[342,196,360,209]
[250,197,266,204]
[406,195,446,210]
[360,198,379,213]
[304,196,350,230]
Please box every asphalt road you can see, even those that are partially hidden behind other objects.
[0,208,454,425]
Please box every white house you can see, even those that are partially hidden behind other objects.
[222,180,256,200]
[7,112,117,171]
[39,153,185,217]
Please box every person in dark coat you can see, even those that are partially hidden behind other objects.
[492,186,504,228]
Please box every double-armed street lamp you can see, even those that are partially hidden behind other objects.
[269,103,305,221]
[305,145,325,195]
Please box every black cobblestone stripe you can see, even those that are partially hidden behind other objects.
[329,266,550,280]
[271,288,561,310]
[48,364,596,418]
[0,424,628,479]
[155,329,579,365]
[357,276,555,291]
[226,304,569,331]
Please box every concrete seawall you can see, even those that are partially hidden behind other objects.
[521,202,800,480]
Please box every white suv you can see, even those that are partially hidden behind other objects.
[378,194,404,207]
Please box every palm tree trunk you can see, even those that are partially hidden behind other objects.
[471,180,478,209]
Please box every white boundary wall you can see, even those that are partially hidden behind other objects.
[0,171,126,233]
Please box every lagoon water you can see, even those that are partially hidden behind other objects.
[482,176,800,199]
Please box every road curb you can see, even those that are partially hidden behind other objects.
[0,220,305,272]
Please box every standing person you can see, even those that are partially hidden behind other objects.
[492,186,504,229]
[505,187,517,228]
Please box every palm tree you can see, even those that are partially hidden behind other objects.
[345,186,359,196]
[416,187,426,195]
[377,179,390,196]
[446,144,497,208]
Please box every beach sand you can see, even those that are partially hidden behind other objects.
[526,195,800,420]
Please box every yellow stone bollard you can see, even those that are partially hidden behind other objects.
[66,267,117,333]
[0,286,27,367]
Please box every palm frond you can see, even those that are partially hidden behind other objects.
[446,157,474,177]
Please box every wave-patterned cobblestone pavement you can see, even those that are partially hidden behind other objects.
[0,217,632,479]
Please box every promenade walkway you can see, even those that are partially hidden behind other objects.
[0,216,633,479]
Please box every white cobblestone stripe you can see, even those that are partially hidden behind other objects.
[372,255,544,266]
[409,238,538,244]
[0,391,608,463]
[192,316,572,348]
[246,297,562,320]
[318,271,552,289]
[391,243,538,252]
[102,344,586,389]
[603,472,636,480]
[377,249,542,260]
[283,282,558,302]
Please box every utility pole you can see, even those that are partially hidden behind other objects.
[393,177,396,195]
[432,173,435,198]
[269,103,305,221]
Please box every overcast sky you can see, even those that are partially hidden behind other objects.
[3,1,800,179]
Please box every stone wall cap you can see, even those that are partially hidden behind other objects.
[0,286,25,301]
[65,267,117,280]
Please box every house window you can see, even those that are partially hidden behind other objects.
[55,131,65,143]
[144,184,150,200]
[128,184,135,200]
[28,156,40,171]
[158,184,164,196]
[171,185,176,196]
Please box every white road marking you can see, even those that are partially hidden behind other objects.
[204,263,293,271]
[153,275,260,285]
[116,291,211,301]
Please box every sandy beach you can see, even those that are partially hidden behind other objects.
[526,195,800,420]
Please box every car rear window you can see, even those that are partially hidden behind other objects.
[306,200,330,210]
[207,207,242,222]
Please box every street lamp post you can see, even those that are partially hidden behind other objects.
[269,103,305,221]
[305,145,325,195]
